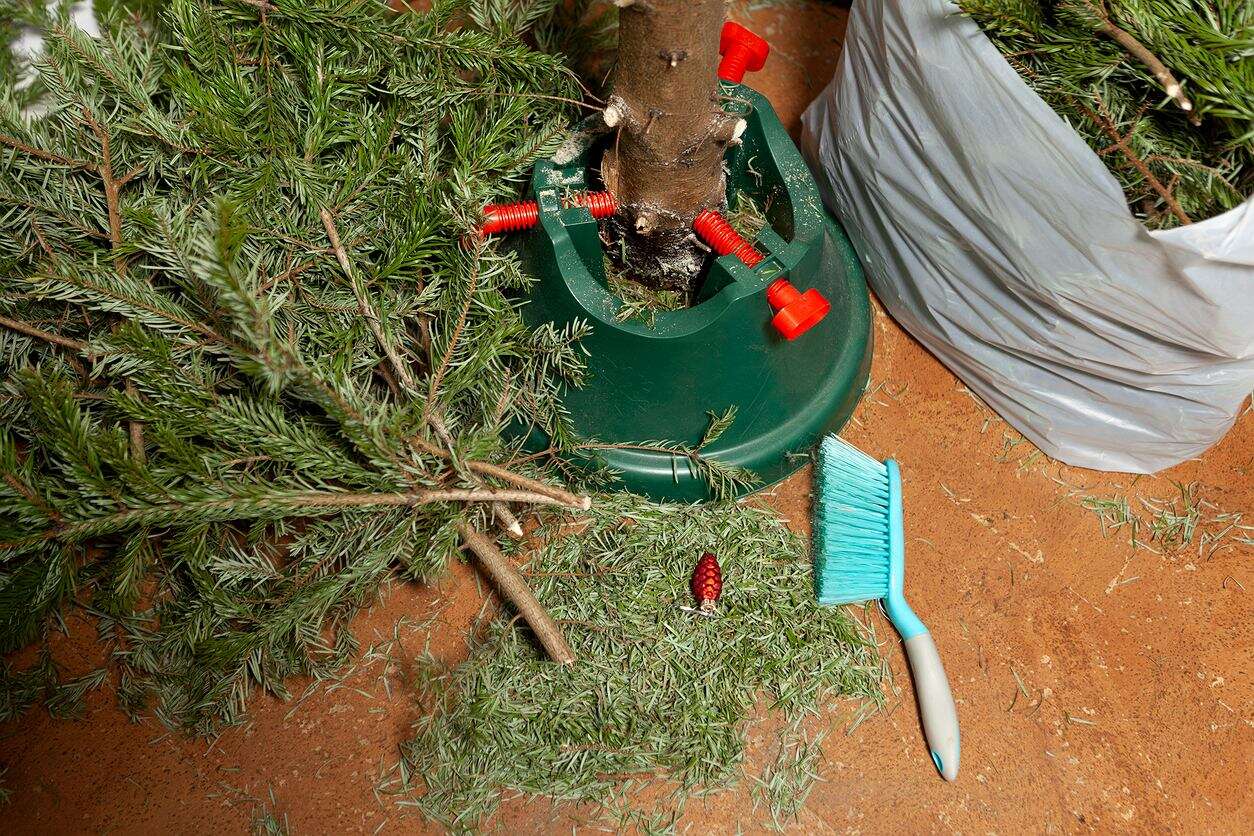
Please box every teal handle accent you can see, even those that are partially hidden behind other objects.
[882,460,926,639]
[881,460,961,781]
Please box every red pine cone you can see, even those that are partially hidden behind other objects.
[690,552,723,613]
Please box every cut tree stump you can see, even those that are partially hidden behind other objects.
[601,0,743,293]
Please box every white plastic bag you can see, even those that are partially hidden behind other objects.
[800,0,1254,473]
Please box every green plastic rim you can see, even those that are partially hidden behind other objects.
[514,84,872,502]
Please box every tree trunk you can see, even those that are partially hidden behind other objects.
[601,0,740,293]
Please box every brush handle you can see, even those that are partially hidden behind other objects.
[904,632,960,781]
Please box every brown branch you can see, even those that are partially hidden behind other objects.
[29,219,56,261]
[375,361,403,400]
[409,435,591,510]
[493,503,524,539]
[0,314,89,352]
[125,380,146,464]
[0,487,576,552]
[258,257,317,294]
[421,242,480,424]
[1073,94,1191,225]
[427,413,456,451]
[3,474,63,523]
[456,522,575,665]
[1081,0,1199,125]
[117,164,146,187]
[0,134,95,170]
[81,106,151,456]
[81,107,126,261]
[426,412,530,539]
[320,207,418,393]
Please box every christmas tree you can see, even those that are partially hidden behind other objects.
[961,0,1253,228]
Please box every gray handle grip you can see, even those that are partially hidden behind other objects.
[904,632,960,781]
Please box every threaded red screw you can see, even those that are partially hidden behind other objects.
[480,200,540,235]
[692,209,829,340]
[572,190,618,218]
[693,209,764,267]
[718,22,770,84]
[479,191,618,235]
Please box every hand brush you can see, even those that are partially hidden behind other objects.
[814,435,960,781]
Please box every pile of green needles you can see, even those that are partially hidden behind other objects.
[395,497,883,830]
[961,0,1253,228]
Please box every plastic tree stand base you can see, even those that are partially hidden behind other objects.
[513,84,872,502]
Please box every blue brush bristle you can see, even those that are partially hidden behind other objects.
[814,435,893,605]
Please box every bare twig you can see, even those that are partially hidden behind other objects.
[493,503,525,539]
[0,314,89,352]
[1081,0,1200,125]
[1073,94,1191,225]
[425,412,531,539]
[410,435,591,510]
[0,487,577,551]
[456,522,575,665]
[320,207,419,393]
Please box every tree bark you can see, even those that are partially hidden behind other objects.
[602,0,739,293]
[456,522,576,665]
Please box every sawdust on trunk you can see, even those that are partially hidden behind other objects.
[601,0,741,293]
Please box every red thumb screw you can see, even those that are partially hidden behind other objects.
[692,209,830,340]
[766,278,830,341]
[718,22,770,84]
[479,191,618,235]
[480,200,540,235]
[693,209,765,267]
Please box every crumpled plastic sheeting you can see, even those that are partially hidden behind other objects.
[800,0,1254,473]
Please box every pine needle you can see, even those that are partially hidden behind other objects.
[395,496,883,829]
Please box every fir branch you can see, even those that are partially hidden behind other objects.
[2,487,579,552]
[0,0,596,729]
[319,207,418,394]
[0,313,89,352]
[1073,92,1192,224]
[1078,0,1200,125]
[960,0,1252,227]
[0,133,93,170]
[422,241,481,419]
[410,435,592,510]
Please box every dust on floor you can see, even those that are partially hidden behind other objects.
[1,3,1250,833]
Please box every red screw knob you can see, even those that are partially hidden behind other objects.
[480,199,540,235]
[479,191,618,235]
[718,21,770,83]
[693,209,764,267]
[570,190,619,219]
[766,278,830,340]
[691,552,723,614]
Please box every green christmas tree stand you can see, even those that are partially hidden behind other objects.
[515,84,872,502]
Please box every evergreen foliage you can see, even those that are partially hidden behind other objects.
[394,497,883,830]
[961,0,1253,227]
[0,0,596,732]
